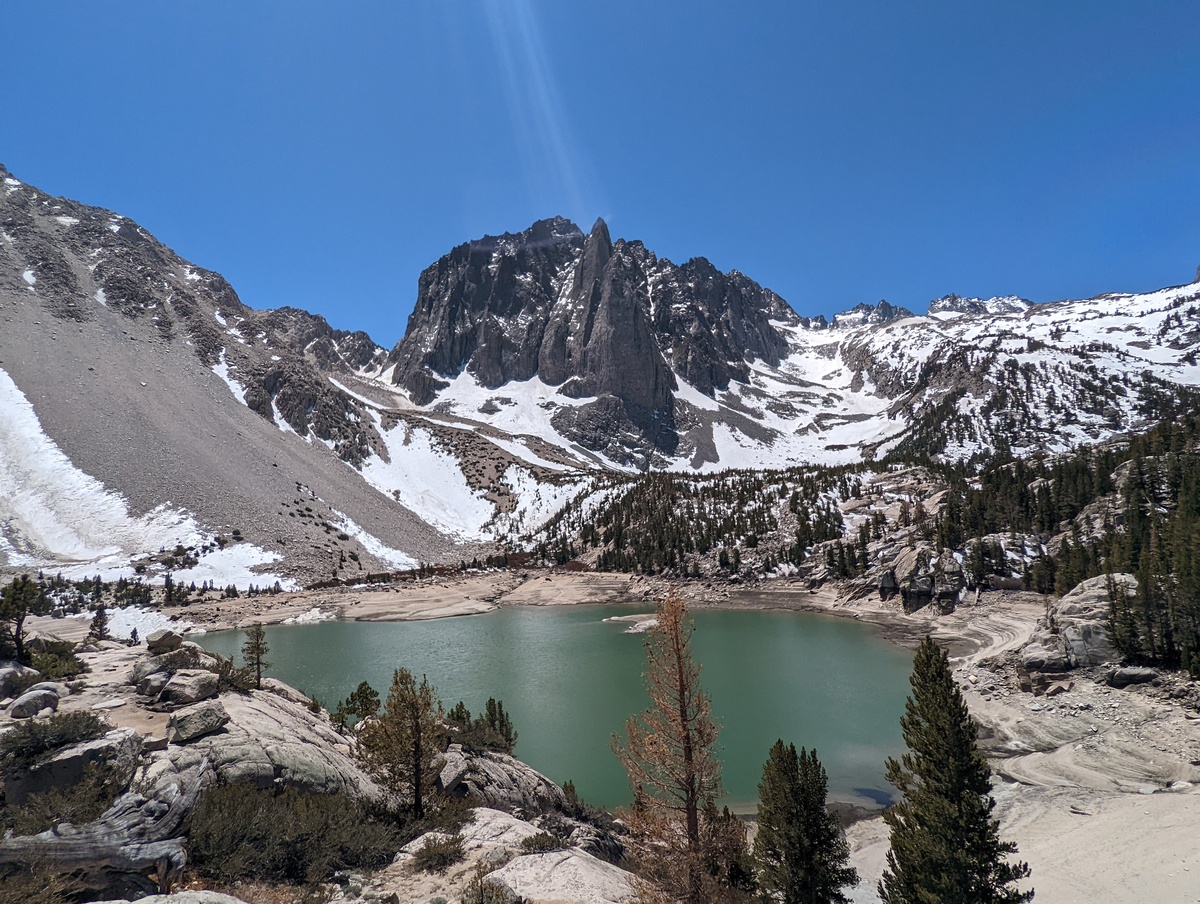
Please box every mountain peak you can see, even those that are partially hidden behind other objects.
[832,300,914,327]
[928,293,1031,317]
[586,217,612,256]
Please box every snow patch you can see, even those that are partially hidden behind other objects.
[212,349,247,405]
[172,544,297,591]
[0,367,199,564]
[283,607,335,625]
[329,508,418,569]
[69,606,193,642]
[360,421,494,540]
[21,270,35,286]
[0,368,290,590]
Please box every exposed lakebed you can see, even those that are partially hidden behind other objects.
[197,604,913,811]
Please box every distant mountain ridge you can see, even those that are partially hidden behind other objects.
[2,162,1199,586]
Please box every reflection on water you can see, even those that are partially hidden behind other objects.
[197,604,912,811]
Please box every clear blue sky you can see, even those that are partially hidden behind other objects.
[4,2,1199,347]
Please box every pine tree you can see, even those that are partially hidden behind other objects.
[612,591,728,903]
[879,637,1032,904]
[0,574,49,663]
[241,623,270,690]
[357,668,443,818]
[483,697,518,753]
[334,680,381,731]
[88,603,110,642]
[754,740,858,904]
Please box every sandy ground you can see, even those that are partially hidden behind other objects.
[26,572,1200,903]
[113,571,660,634]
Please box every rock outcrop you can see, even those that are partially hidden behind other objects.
[144,690,376,797]
[438,743,566,813]
[146,629,183,654]
[0,661,40,698]
[1021,574,1129,681]
[167,700,230,743]
[159,669,220,705]
[9,687,60,718]
[486,848,637,904]
[95,895,251,904]
[130,642,226,687]
[391,808,636,904]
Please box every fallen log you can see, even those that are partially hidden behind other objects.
[0,758,212,895]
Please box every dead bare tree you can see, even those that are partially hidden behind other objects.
[612,590,732,903]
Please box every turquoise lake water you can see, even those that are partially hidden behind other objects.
[197,605,913,811]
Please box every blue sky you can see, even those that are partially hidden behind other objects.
[3,2,1199,347]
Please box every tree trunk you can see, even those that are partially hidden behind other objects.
[0,759,212,895]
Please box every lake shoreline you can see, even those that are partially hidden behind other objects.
[178,571,1200,904]
[30,570,1200,902]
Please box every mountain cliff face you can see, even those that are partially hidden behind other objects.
[388,217,800,465]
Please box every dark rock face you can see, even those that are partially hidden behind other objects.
[389,216,584,402]
[248,306,386,372]
[389,216,799,461]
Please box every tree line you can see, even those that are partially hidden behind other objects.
[536,468,856,576]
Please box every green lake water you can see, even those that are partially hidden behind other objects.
[196,605,913,811]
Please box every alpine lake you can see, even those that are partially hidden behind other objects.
[196,604,914,812]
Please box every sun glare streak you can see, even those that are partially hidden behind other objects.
[483,0,600,222]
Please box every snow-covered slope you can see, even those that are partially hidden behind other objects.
[367,281,1200,473]
[0,165,591,586]
[0,367,294,587]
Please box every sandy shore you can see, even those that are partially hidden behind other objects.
[27,571,1200,903]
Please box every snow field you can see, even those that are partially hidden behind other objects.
[0,368,294,590]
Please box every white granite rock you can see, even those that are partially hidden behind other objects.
[485,848,637,904]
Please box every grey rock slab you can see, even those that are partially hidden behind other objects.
[484,848,637,904]
[91,697,127,710]
[159,668,219,705]
[9,687,59,719]
[168,699,230,742]
[1108,666,1157,688]
[438,743,566,813]
[0,663,40,698]
[25,680,70,697]
[1052,574,1129,666]
[1019,641,1071,674]
[138,670,171,697]
[146,629,183,653]
[93,894,251,904]
[461,807,543,850]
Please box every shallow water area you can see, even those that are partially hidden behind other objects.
[197,604,913,811]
